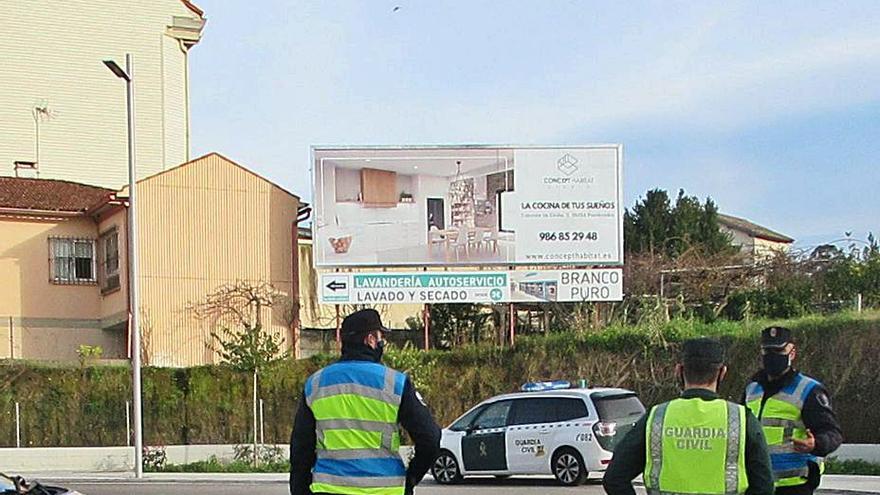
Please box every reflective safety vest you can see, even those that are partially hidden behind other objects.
[745,373,822,488]
[305,361,407,495]
[644,397,749,495]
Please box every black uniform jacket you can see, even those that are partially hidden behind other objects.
[289,344,441,495]
[742,368,844,495]
[603,388,775,495]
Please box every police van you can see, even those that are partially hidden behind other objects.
[431,381,645,486]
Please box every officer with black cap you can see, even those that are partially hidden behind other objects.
[742,327,843,495]
[290,309,441,495]
[604,337,773,495]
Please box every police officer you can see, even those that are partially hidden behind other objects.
[290,309,441,495]
[604,338,774,495]
[743,327,843,495]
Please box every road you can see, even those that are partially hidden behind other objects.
[50,477,608,495]
[47,477,865,495]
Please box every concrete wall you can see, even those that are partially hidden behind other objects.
[0,0,202,188]
[0,446,135,473]
[1,444,873,474]
[0,445,417,473]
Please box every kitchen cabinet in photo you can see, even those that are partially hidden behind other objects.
[361,168,398,207]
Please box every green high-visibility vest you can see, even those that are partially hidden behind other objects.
[745,374,823,488]
[644,397,749,495]
[305,361,407,495]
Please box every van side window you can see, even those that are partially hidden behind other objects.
[473,400,512,429]
[510,398,553,425]
[450,405,487,431]
[554,398,588,421]
[510,398,588,425]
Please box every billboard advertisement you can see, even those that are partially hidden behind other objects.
[319,268,623,305]
[312,145,622,267]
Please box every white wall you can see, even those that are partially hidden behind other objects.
[0,0,202,188]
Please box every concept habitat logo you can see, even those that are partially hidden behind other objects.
[543,153,592,185]
[557,153,579,175]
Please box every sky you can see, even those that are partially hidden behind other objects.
[188,1,880,250]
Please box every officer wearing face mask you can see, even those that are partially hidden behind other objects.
[290,309,441,495]
[604,338,773,495]
[743,327,843,495]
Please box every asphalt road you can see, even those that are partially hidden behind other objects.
[50,477,608,495]
[48,478,865,495]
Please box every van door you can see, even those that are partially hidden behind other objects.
[461,400,511,472]
[507,398,554,473]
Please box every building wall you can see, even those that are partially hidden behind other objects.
[720,226,791,260]
[97,209,130,326]
[753,237,790,258]
[0,215,126,359]
[136,154,299,367]
[721,227,757,257]
[297,238,424,358]
[0,0,201,188]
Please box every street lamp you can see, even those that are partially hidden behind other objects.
[104,54,144,478]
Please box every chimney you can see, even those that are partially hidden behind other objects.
[13,161,39,179]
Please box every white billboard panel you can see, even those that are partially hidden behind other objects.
[312,145,622,267]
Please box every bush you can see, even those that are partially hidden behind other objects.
[1,312,879,445]
[825,458,880,476]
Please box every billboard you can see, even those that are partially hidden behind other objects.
[319,268,623,304]
[312,145,623,267]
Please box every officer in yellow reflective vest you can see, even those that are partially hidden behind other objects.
[743,327,842,495]
[290,309,441,495]
[604,338,774,495]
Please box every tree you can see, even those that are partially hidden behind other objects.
[625,188,734,258]
[418,304,492,349]
[625,189,673,257]
[191,281,289,465]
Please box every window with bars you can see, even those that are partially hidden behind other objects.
[49,238,97,284]
[99,229,120,292]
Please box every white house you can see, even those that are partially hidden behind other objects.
[718,213,794,260]
[0,0,206,188]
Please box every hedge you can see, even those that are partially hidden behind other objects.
[1,311,877,447]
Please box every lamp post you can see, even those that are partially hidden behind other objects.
[104,54,143,478]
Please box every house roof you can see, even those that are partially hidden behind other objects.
[180,0,204,17]
[119,152,301,202]
[0,176,112,213]
[718,213,794,243]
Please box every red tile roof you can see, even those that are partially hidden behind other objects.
[0,176,113,213]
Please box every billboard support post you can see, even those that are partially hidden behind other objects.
[508,303,516,347]
[334,305,341,352]
[422,304,430,351]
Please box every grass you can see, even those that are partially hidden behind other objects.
[147,456,290,473]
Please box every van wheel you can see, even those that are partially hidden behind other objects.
[432,451,463,484]
[552,448,587,486]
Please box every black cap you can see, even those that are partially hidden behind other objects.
[681,337,725,365]
[341,309,389,342]
[761,326,793,349]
